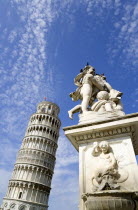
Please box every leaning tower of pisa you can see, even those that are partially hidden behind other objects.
[1,101,61,210]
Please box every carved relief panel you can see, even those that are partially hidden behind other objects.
[79,136,138,196]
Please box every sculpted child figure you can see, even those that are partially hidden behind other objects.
[91,141,128,191]
[92,141,117,176]
[92,141,119,191]
[68,65,95,119]
[68,65,113,119]
[91,90,124,113]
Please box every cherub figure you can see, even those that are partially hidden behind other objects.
[91,141,120,191]
[68,64,125,119]
[68,65,113,119]
[91,90,124,113]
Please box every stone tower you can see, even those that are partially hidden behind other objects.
[1,101,61,210]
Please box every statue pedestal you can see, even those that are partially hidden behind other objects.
[82,191,138,210]
[64,113,138,210]
[79,110,125,124]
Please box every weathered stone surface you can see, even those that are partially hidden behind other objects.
[82,191,137,210]
[91,141,128,192]
[64,113,138,210]
[79,110,125,124]
[64,113,138,154]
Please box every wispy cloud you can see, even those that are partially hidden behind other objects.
[107,2,138,68]
[0,0,58,202]
[78,0,138,68]
[0,0,58,108]
[0,0,58,145]
[50,0,138,69]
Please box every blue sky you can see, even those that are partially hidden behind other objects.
[0,0,138,209]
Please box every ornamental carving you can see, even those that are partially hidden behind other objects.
[91,141,128,192]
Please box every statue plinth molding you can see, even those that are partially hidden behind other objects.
[79,110,125,124]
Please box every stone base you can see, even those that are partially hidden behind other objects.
[64,113,138,210]
[82,191,138,210]
[79,110,125,124]
[1,198,48,210]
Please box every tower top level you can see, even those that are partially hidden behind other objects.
[37,101,60,116]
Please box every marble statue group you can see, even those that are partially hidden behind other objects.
[68,64,124,119]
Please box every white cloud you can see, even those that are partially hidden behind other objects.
[0,0,59,161]
[79,0,120,16]
[51,0,138,69]
[8,30,17,43]
[0,2,58,205]
[108,2,138,68]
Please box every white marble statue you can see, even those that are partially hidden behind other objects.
[91,141,128,191]
[68,64,124,119]
[91,89,123,113]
